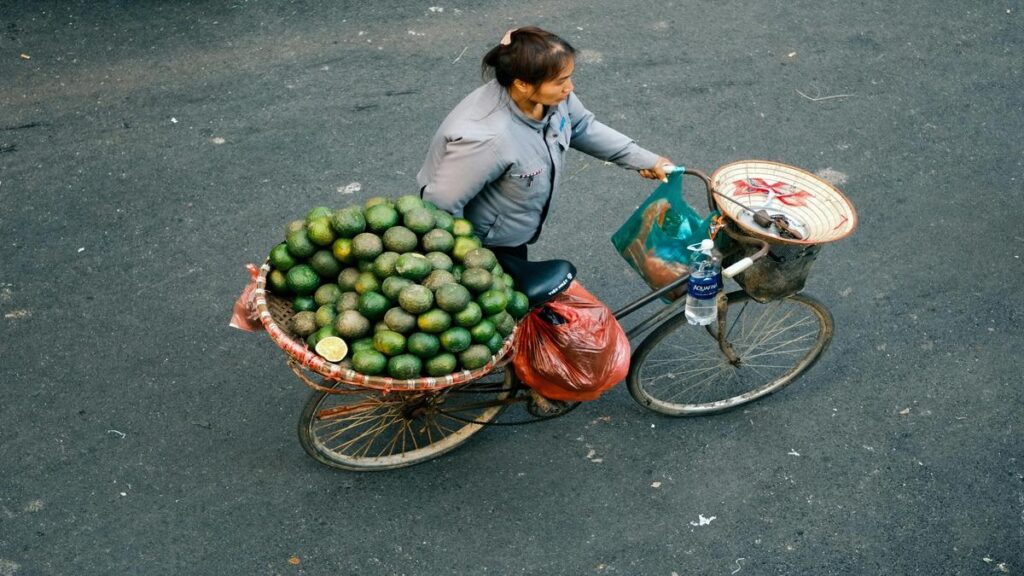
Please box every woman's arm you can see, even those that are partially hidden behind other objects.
[421,136,507,216]
[565,93,671,181]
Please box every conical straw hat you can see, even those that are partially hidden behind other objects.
[711,160,857,246]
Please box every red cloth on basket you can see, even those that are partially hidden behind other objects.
[229,264,264,332]
[512,280,630,401]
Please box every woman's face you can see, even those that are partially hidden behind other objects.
[524,59,575,106]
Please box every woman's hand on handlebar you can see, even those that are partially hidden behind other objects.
[639,157,674,183]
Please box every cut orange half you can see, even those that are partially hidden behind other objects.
[314,336,349,362]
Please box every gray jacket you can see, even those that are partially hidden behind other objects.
[417,80,660,247]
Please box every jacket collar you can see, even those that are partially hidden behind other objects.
[490,80,556,130]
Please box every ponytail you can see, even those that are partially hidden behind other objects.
[481,26,575,87]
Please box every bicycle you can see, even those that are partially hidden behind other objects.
[251,160,857,471]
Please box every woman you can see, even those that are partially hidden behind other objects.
[417,26,673,260]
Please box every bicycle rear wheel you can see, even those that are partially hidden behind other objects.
[298,367,515,471]
[628,291,833,416]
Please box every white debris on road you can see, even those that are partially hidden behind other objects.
[689,514,716,527]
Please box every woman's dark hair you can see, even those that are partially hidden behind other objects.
[481,26,575,87]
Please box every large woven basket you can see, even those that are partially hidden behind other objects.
[252,262,516,392]
[711,160,857,246]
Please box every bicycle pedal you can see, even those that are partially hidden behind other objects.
[526,391,574,417]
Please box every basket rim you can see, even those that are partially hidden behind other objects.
[252,262,515,392]
[710,159,858,246]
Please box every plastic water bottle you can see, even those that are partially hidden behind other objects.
[685,239,722,326]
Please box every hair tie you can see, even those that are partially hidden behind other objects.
[500,28,518,46]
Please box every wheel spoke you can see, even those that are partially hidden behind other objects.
[739,307,810,358]
[725,299,750,341]
[642,347,724,364]
[317,406,391,444]
[317,402,394,442]
[424,415,446,439]
[429,408,462,428]
[341,407,405,453]
[663,365,732,402]
[406,419,420,451]
[380,421,406,457]
[643,360,726,385]
[740,325,816,365]
[316,400,384,420]
[423,418,434,444]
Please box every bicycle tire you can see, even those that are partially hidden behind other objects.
[628,291,833,416]
[297,367,514,471]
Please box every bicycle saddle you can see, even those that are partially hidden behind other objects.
[494,254,576,308]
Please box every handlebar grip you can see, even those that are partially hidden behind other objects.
[723,258,754,279]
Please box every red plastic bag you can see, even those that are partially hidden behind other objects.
[512,280,630,401]
[229,264,264,332]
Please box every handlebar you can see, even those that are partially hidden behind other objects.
[723,257,755,279]
[661,164,769,277]
[660,165,717,211]
[721,225,770,277]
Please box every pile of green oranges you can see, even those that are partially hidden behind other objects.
[266,195,529,379]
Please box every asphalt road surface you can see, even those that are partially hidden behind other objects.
[1,1,1021,574]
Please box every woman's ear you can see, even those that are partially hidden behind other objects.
[511,78,532,95]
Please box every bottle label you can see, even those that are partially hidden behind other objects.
[688,272,720,300]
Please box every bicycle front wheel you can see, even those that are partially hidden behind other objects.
[628,291,833,416]
[298,367,515,471]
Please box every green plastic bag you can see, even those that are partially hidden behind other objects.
[611,168,718,297]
